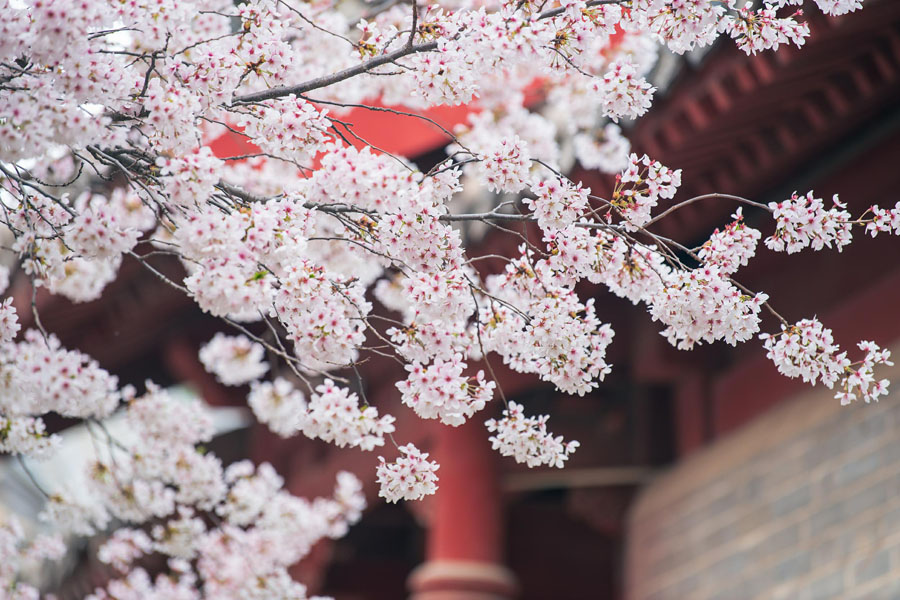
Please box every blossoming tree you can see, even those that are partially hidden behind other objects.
[1,0,897,596]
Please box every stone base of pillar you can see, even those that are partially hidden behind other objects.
[408,560,518,600]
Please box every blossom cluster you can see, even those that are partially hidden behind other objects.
[762,319,893,406]
[397,355,495,426]
[0,297,20,344]
[0,330,121,457]
[247,376,397,451]
[235,95,332,165]
[34,384,368,598]
[386,319,471,364]
[377,444,440,503]
[476,136,533,194]
[836,341,893,406]
[613,154,682,230]
[725,4,810,55]
[650,266,768,350]
[572,123,631,174]
[635,0,726,54]
[769,0,864,18]
[157,148,224,211]
[247,377,309,437]
[761,318,850,387]
[7,191,152,303]
[476,249,615,396]
[596,60,656,122]
[485,401,580,468]
[179,198,316,321]
[199,333,270,386]
[765,191,853,253]
[301,379,396,451]
[0,516,66,599]
[698,208,761,274]
[865,201,900,237]
[526,176,591,232]
[273,260,370,371]
[144,78,203,155]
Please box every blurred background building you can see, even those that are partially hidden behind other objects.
[3,1,900,598]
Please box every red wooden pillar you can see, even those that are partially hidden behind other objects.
[408,419,518,600]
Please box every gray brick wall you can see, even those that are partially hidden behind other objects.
[626,348,900,600]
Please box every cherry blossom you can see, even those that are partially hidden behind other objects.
[235,95,332,165]
[198,333,270,386]
[725,4,810,55]
[865,201,900,237]
[649,265,768,350]
[397,354,495,426]
[64,192,142,260]
[635,0,726,55]
[0,415,59,459]
[765,191,853,253]
[387,319,472,364]
[157,148,223,209]
[597,59,656,122]
[248,377,308,437]
[475,136,533,194]
[404,269,476,325]
[126,383,216,447]
[762,320,893,406]
[409,41,479,106]
[98,529,153,573]
[152,507,208,560]
[613,153,682,230]
[770,0,865,17]
[184,255,274,321]
[273,260,370,371]
[526,176,591,232]
[835,341,893,406]
[485,401,580,468]
[302,379,396,451]
[0,298,19,344]
[698,208,761,274]
[40,491,111,537]
[144,78,202,155]
[1,329,121,421]
[0,516,66,600]
[86,562,201,600]
[761,318,849,388]
[377,444,440,503]
[572,123,631,174]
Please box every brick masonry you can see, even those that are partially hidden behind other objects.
[626,343,900,600]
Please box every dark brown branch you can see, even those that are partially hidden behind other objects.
[231,41,439,104]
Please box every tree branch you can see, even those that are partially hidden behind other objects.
[231,41,439,104]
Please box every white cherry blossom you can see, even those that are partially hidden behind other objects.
[485,401,579,468]
[397,354,495,426]
[377,444,440,503]
[248,377,308,437]
[765,191,853,253]
[199,333,270,386]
